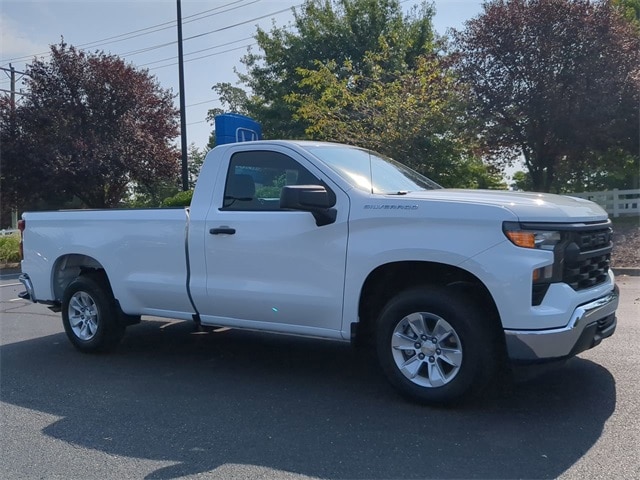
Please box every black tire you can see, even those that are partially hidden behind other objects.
[61,272,125,353]
[376,286,497,406]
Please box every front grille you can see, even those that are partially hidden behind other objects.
[562,227,612,291]
[576,229,611,250]
[563,254,610,290]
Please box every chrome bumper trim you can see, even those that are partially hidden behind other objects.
[505,286,619,362]
[18,273,36,303]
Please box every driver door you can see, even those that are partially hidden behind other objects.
[198,147,349,336]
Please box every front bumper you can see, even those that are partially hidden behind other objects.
[505,285,619,362]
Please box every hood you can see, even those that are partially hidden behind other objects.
[403,189,608,223]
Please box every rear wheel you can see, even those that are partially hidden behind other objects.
[61,273,124,353]
[376,286,497,405]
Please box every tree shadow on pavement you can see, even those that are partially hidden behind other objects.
[0,319,616,479]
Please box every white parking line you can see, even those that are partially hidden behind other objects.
[159,320,183,330]
[1,283,21,287]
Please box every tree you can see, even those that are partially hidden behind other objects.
[1,96,25,227]
[206,0,503,188]
[187,143,207,189]
[210,0,436,138]
[206,82,249,120]
[613,0,640,25]
[289,48,505,188]
[205,82,250,149]
[510,171,534,191]
[453,0,640,192]
[122,144,207,207]
[2,42,180,210]
[0,96,65,225]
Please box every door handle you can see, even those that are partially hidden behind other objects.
[209,227,236,235]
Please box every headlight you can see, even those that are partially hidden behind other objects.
[503,222,565,305]
[503,223,561,250]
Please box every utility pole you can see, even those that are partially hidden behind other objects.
[1,64,22,229]
[9,64,15,114]
[177,0,189,191]
[0,64,28,109]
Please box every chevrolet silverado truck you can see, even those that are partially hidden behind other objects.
[18,140,619,405]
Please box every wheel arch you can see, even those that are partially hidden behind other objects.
[52,253,140,326]
[51,254,109,302]
[355,261,504,351]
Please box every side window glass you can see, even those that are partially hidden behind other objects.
[222,151,320,211]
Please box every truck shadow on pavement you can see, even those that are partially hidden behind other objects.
[1,318,616,479]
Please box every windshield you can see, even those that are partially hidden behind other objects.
[304,145,441,194]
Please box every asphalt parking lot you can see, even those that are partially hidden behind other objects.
[1,273,638,480]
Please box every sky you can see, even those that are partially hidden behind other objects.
[0,0,484,150]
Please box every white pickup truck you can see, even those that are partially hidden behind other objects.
[19,140,618,405]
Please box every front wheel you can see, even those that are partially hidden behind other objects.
[61,273,124,353]
[376,286,498,405]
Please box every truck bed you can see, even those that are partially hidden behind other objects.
[21,208,194,318]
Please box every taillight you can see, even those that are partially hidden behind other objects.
[18,219,25,260]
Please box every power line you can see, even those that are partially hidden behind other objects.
[138,36,254,67]
[0,0,260,64]
[115,5,296,59]
[3,2,298,66]
[186,99,218,108]
[183,6,294,43]
[149,43,257,71]
[79,0,263,52]
[78,0,254,50]
[118,41,177,58]
[1,1,302,79]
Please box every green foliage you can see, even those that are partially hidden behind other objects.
[206,0,504,188]
[454,0,640,192]
[0,234,20,264]
[510,171,534,192]
[120,144,206,208]
[206,83,250,122]
[187,144,207,189]
[255,173,287,198]
[212,0,436,138]
[124,181,180,208]
[453,157,507,190]
[553,149,640,193]
[613,0,640,26]
[161,190,193,207]
[207,131,217,151]
[288,46,504,188]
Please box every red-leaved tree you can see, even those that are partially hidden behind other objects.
[1,42,180,211]
[454,0,640,192]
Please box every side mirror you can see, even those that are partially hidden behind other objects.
[280,185,337,226]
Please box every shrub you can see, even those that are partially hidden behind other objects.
[161,190,193,207]
[0,234,20,264]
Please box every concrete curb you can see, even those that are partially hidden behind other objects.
[612,267,640,276]
[0,264,21,275]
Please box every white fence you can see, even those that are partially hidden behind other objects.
[569,188,640,217]
[0,229,18,236]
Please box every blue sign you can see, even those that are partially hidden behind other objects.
[215,113,262,145]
